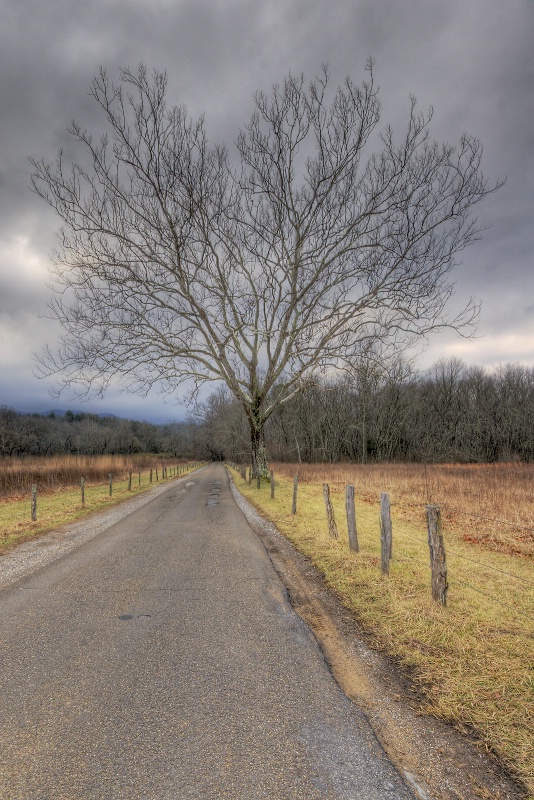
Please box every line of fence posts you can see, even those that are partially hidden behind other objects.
[319,483,446,604]
[26,462,201,524]
[236,465,447,607]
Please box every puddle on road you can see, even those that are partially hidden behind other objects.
[205,481,223,506]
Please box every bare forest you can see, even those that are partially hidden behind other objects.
[198,357,534,464]
[4,357,534,465]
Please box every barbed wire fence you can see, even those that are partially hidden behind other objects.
[230,463,533,627]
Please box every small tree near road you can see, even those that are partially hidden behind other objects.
[31,63,500,475]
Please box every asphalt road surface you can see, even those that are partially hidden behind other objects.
[0,464,414,799]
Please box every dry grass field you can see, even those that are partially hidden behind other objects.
[274,461,534,558]
[232,462,534,797]
[0,454,179,499]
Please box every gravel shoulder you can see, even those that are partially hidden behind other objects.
[0,474,202,591]
[229,474,527,800]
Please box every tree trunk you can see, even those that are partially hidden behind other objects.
[250,420,269,478]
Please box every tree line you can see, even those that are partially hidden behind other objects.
[4,357,533,463]
[196,358,534,464]
[0,408,198,459]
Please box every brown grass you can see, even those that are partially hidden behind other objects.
[0,454,188,500]
[272,462,534,559]
[232,462,534,797]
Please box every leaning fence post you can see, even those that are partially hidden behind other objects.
[109,473,113,497]
[323,483,339,538]
[345,485,359,552]
[380,492,392,574]
[427,504,448,605]
[270,470,275,499]
[81,477,85,508]
[292,474,298,515]
[31,484,37,521]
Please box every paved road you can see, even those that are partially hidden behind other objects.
[0,464,413,799]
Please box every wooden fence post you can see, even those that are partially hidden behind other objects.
[292,474,298,515]
[138,471,141,487]
[427,504,448,605]
[81,477,85,508]
[270,470,275,499]
[345,485,359,552]
[323,483,338,538]
[150,468,153,483]
[128,471,132,491]
[109,473,113,497]
[156,468,159,482]
[380,492,392,575]
[31,484,37,521]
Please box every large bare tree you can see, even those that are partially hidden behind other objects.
[32,63,499,474]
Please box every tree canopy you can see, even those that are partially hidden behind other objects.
[31,63,500,472]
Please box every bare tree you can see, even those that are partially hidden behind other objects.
[31,63,499,474]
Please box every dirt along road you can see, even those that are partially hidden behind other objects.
[0,463,414,799]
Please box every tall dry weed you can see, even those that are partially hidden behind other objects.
[271,462,534,557]
[0,454,183,500]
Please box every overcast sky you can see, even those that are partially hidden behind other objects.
[1,0,532,423]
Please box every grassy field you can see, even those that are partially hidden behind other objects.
[0,456,201,553]
[231,462,534,797]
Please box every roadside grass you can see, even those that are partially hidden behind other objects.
[230,466,534,797]
[0,463,200,553]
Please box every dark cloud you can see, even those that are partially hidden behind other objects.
[1,0,533,418]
